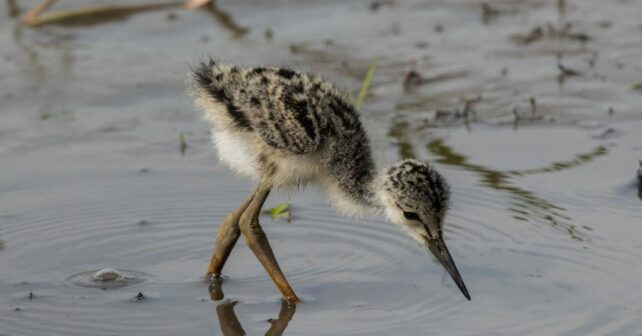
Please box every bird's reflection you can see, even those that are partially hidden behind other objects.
[210,278,296,336]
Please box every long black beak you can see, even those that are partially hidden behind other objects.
[426,236,471,301]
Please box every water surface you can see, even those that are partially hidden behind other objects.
[1,0,642,335]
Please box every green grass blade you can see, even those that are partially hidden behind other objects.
[355,61,376,111]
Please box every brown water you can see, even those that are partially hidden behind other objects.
[1,0,642,335]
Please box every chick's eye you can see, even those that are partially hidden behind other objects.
[403,211,419,221]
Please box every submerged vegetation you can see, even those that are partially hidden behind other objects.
[263,203,293,222]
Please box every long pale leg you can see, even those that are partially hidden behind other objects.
[206,189,258,277]
[239,185,300,303]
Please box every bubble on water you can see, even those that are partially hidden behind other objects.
[66,269,150,289]
[91,268,124,282]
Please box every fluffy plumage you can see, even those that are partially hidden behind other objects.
[188,60,450,219]
[189,59,376,213]
[189,60,470,301]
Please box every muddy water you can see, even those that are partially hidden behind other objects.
[1,0,642,335]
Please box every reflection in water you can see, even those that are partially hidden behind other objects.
[508,146,608,176]
[216,301,245,336]
[387,118,416,159]
[12,19,71,121]
[427,139,609,239]
[6,0,21,18]
[210,279,296,336]
[25,3,180,27]
[264,300,296,336]
[13,20,74,121]
[638,161,642,202]
[202,2,248,38]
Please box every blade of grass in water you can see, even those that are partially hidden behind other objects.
[355,61,376,111]
[263,203,292,222]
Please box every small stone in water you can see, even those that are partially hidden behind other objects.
[91,268,125,282]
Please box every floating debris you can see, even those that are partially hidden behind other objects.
[264,28,274,41]
[0,240,4,251]
[591,128,620,140]
[132,292,145,302]
[402,70,422,90]
[166,12,178,20]
[558,63,581,77]
[422,95,481,130]
[369,0,394,12]
[512,101,548,130]
[414,41,429,49]
[557,63,582,84]
[630,81,642,91]
[402,69,468,92]
[179,132,188,156]
[511,26,545,45]
[510,23,591,45]
[462,95,481,132]
[529,97,537,116]
[263,203,293,222]
[586,52,598,68]
[481,2,501,24]
[289,43,304,54]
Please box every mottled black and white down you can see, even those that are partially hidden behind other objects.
[188,60,450,222]
[189,60,375,213]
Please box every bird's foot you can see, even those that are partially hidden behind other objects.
[207,273,225,301]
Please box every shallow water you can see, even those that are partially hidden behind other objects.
[1,0,642,335]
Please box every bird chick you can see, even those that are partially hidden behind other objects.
[189,60,470,301]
